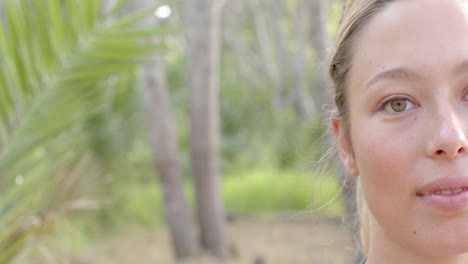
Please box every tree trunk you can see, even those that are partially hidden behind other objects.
[291,0,310,122]
[309,0,331,110]
[185,0,229,259]
[131,0,199,260]
[270,0,291,112]
[142,56,200,260]
[101,0,112,15]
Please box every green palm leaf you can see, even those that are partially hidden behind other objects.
[0,0,173,262]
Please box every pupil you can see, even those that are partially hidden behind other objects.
[391,100,407,112]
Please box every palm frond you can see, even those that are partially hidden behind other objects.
[0,0,174,262]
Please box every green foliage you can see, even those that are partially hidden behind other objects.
[77,137,166,234]
[280,117,331,170]
[329,0,345,39]
[217,46,331,172]
[106,181,165,230]
[223,169,343,215]
[78,167,343,235]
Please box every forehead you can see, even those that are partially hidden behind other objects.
[350,0,468,85]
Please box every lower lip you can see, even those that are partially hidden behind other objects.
[418,189,468,211]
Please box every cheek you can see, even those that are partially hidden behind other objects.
[351,123,420,215]
[352,124,418,181]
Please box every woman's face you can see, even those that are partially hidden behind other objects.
[338,0,468,260]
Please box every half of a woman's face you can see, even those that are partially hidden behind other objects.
[343,0,468,259]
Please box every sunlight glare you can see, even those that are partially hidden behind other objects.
[155,5,172,19]
[15,175,24,185]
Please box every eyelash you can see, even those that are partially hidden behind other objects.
[378,88,468,113]
[378,95,415,113]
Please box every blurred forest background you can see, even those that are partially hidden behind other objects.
[0,0,361,263]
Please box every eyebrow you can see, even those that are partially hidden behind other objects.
[365,67,420,91]
[365,60,468,91]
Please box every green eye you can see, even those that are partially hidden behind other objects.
[383,97,416,113]
[390,99,407,112]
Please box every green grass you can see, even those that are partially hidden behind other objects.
[100,181,165,231]
[223,168,344,215]
[69,167,344,238]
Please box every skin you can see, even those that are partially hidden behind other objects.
[333,0,468,263]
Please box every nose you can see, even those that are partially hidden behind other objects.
[426,106,468,160]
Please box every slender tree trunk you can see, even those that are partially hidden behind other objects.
[128,0,199,260]
[250,1,284,111]
[291,0,310,122]
[309,1,362,263]
[142,56,199,260]
[270,0,291,111]
[185,0,229,259]
[249,1,276,81]
[309,0,331,110]
[223,1,267,84]
[101,0,112,14]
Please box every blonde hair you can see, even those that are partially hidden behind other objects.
[328,0,395,255]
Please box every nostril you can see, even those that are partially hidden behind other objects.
[436,150,444,155]
[459,147,465,153]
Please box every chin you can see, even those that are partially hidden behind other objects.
[421,243,468,257]
[415,220,468,256]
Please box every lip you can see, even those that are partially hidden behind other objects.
[416,177,468,211]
